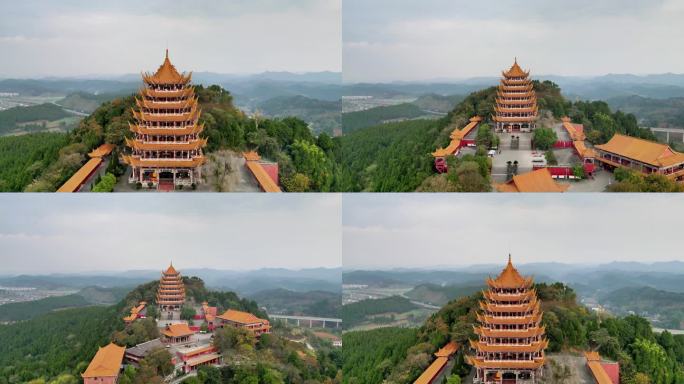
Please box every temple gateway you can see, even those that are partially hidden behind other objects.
[123,50,207,191]
[468,255,548,384]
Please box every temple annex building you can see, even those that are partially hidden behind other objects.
[467,256,548,384]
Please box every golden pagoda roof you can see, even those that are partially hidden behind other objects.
[164,263,178,275]
[496,96,537,105]
[595,133,684,168]
[503,58,530,78]
[81,343,125,378]
[487,255,532,288]
[475,326,545,338]
[499,83,533,92]
[431,139,461,158]
[126,137,207,151]
[123,156,206,169]
[143,50,192,85]
[129,122,204,136]
[470,339,548,353]
[496,168,569,193]
[467,356,545,370]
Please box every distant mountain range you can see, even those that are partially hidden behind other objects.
[0,267,342,295]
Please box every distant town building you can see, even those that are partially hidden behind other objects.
[594,134,684,181]
[216,309,271,336]
[493,59,538,133]
[468,255,548,383]
[81,342,125,384]
[123,50,207,191]
[157,263,185,311]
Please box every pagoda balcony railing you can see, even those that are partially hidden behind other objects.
[148,87,187,93]
[144,111,193,116]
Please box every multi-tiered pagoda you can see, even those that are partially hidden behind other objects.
[468,255,548,384]
[493,59,538,133]
[156,263,185,311]
[124,50,206,190]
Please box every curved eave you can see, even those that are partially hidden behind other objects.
[492,115,538,123]
[496,96,538,106]
[474,325,546,339]
[129,122,205,136]
[125,137,207,151]
[141,87,194,99]
[470,339,548,353]
[142,72,192,86]
[477,312,542,325]
[136,96,198,110]
[468,357,544,370]
[123,155,206,168]
[132,107,201,123]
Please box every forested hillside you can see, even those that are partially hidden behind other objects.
[0,132,69,191]
[335,80,658,192]
[341,103,426,133]
[341,296,418,329]
[342,282,684,384]
[0,276,340,383]
[0,294,91,322]
[0,84,343,192]
[0,103,71,134]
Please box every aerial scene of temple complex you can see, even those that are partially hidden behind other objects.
[430,59,684,192]
[81,263,277,380]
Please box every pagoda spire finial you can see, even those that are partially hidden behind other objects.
[165,48,169,60]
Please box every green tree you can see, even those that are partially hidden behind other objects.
[289,139,332,191]
[446,374,462,384]
[532,127,558,150]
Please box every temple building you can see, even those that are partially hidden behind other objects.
[123,50,207,191]
[81,342,126,384]
[468,255,548,384]
[496,168,569,193]
[493,59,538,133]
[161,323,195,344]
[217,309,271,336]
[157,263,185,311]
[123,301,147,324]
[594,134,684,180]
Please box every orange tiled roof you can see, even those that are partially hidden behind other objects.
[186,353,221,367]
[129,122,204,136]
[489,255,530,288]
[218,309,266,325]
[503,59,530,78]
[414,357,448,384]
[243,153,281,193]
[143,50,191,85]
[81,343,125,378]
[585,352,614,384]
[123,156,205,169]
[57,157,102,193]
[162,323,194,338]
[88,143,116,158]
[435,341,459,357]
[496,168,569,193]
[467,356,545,370]
[595,134,684,168]
[164,263,178,275]
[142,87,194,99]
[125,137,207,151]
[470,339,548,353]
[474,326,545,339]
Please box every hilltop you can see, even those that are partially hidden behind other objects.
[342,282,684,384]
[0,276,341,383]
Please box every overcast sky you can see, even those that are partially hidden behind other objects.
[0,0,341,78]
[343,0,684,83]
[0,194,341,274]
[343,194,684,269]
